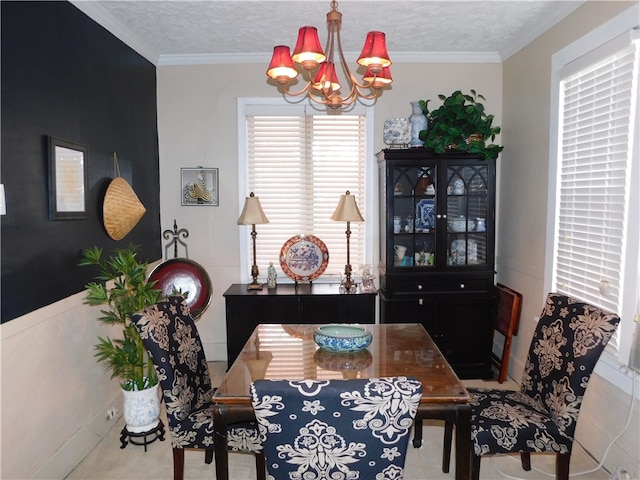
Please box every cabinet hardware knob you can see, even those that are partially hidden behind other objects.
[417,284,423,290]
[460,283,465,289]
[418,298,423,305]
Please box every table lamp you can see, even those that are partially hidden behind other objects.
[330,191,364,292]
[237,192,269,290]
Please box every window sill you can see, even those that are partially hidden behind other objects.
[594,350,639,395]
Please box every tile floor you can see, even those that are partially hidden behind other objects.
[66,363,610,480]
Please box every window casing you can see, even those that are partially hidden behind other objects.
[238,98,374,284]
[546,8,639,389]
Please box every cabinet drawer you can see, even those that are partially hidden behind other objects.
[387,276,493,295]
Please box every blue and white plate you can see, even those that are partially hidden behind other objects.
[280,234,329,282]
[416,199,435,230]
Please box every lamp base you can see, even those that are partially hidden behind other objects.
[247,281,264,291]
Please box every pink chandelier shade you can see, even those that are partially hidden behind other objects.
[292,26,326,67]
[357,31,391,73]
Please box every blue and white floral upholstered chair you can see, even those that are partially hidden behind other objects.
[251,376,422,480]
[441,292,620,480]
[131,296,265,480]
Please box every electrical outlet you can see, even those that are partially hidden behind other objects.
[106,407,118,421]
[609,466,630,480]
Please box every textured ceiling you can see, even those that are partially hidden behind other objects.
[75,1,584,65]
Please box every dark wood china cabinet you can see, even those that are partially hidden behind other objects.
[377,148,496,379]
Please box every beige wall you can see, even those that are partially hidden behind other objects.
[2,1,638,478]
[156,62,502,361]
[500,0,639,475]
[1,294,123,479]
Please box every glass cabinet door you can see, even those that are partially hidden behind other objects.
[390,164,437,269]
[445,164,489,267]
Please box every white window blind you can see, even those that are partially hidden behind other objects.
[553,32,639,353]
[244,110,366,282]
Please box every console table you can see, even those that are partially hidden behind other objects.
[223,284,377,366]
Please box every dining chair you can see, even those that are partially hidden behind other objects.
[251,376,422,480]
[414,283,523,472]
[441,292,620,480]
[131,296,266,480]
[492,283,523,383]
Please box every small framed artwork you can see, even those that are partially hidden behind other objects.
[181,167,218,206]
[48,136,89,220]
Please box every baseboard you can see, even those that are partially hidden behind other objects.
[30,391,122,479]
[204,340,228,362]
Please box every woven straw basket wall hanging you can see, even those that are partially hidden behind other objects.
[103,153,146,240]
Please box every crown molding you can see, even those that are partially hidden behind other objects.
[500,0,586,61]
[70,0,160,65]
[157,50,502,67]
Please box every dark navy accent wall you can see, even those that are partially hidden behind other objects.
[1,1,161,322]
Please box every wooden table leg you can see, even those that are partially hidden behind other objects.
[212,404,230,480]
[454,404,472,480]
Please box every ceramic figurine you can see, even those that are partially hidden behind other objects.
[267,262,277,289]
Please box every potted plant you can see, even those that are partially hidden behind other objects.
[80,244,164,434]
[418,90,504,160]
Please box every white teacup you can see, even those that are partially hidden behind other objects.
[394,245,407,259]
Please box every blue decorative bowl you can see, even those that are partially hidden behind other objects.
[313,324,372,353]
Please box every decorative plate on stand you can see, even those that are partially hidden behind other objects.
[147,258,212,320]
[416,199,435,231]
[279,234,329,282]
[383,118,410,146]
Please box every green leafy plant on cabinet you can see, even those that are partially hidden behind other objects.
[419,90,504,160]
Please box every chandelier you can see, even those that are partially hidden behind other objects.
[266,1,392,111]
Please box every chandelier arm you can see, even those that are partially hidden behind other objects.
[279,68,318,98]
[351,76,384,99]
[282,82,311,97]
[335,26,355,85]
[280,80,314,98]
[352,86,382,101]
[334,20,380,103]
[307,89,337,106]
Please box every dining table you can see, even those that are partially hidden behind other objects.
[212,322,472,480]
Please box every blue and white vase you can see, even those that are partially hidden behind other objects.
[409,101,428,147]
[122,382,161,433]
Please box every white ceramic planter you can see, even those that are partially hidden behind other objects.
[121,383,161,433]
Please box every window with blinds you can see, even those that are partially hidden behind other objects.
[551,30,639,353]
[243,106,366,283]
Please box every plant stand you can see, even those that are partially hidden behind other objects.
[119,420,165,451]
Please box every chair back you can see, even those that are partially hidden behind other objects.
[131,296,213,428]
[495,283,522,337]
[520,293,620,438]
[492,283,523,383]
[251,377,422,480]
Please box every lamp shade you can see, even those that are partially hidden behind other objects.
[357,31,391,71]
[363,66,392,88]
[266,45,299,82]
[331,191,364,222]
[313,62,341,92]
[292,26,326,66]
[237,192,269,225]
